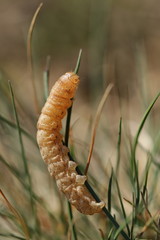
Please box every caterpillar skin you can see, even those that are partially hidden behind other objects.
[37,72,105,215]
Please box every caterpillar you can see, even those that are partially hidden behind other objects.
[37,72,105,215]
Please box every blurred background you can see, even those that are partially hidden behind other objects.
[0,0,160,239]
[1,0,160,99]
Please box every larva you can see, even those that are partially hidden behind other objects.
[37,72,105,215]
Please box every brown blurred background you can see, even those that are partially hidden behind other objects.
[0,0,160,157]
[0,0,159,153]
[1,0,160,99]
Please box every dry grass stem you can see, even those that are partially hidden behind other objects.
[0,189,30,240]
[85,83,114,175]
[27,2,43,114]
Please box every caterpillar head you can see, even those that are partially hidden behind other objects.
[66,72,79,85]
[52,72,79,99]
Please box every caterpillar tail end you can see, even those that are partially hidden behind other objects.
[73,199,105,215]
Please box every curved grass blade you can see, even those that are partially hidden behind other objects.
[131,92,160,206]
[27,2,43,114]
[85,83,113,175]
[98,228,105,240]
[74,49,82,74]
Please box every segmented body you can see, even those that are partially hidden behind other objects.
[37,72,105,214]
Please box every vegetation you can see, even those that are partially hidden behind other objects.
[0,2,160,240]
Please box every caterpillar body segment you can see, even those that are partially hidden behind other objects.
[37,72,105,215]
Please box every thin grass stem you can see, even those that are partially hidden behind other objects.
[114,176,130,237]
[107,169,113,213]
[115,117,122,175]
[85,83,113,175]
[27,3,43,114]
[0,114,37,145]
[8,81,39,236]
[74,49,82,74]
[43,55,51,102]
[0,190,30,240]
[64,49,83,240]
[132,92,160,202]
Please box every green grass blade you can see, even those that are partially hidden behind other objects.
[0,114,37,146]
[113,214,132,240]
[142,159,151,197]
[0,233,26,240]
[8,81,32,186]
[74,49,82,74]
[0,154,22,179]
[43,55,51,102]
[8,81,39,235]
[132,91,160,162]
[131,92,160,206]
[116,117,122,175]
[107,227,114,240]
[0,154,59,229]
[115,176,130,237]
[67,202,77,240]
[0,155,38,202]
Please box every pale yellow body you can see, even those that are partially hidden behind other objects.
[37,72,105,214]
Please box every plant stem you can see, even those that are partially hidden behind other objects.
[64,49,82,240]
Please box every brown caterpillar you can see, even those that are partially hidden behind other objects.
[37,72,105,215]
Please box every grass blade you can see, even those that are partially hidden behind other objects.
[131,92,160,206]
[0,190,30,240]
[74,49,82,74]
[98,228,105,240]
[107,169,113,213]
[142,159,151,198]
[0,155,22,179]
[8,81,39,235]
[64,50,83,240]
[115,176,130,237]
[43,55,51,102]
[113,214,132,240]
[85,83,113,175]
[27,2,43,113]
[0,233,26,240]
[0,114,37,145]
[0,155,59,228]
[115,117,122,175]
